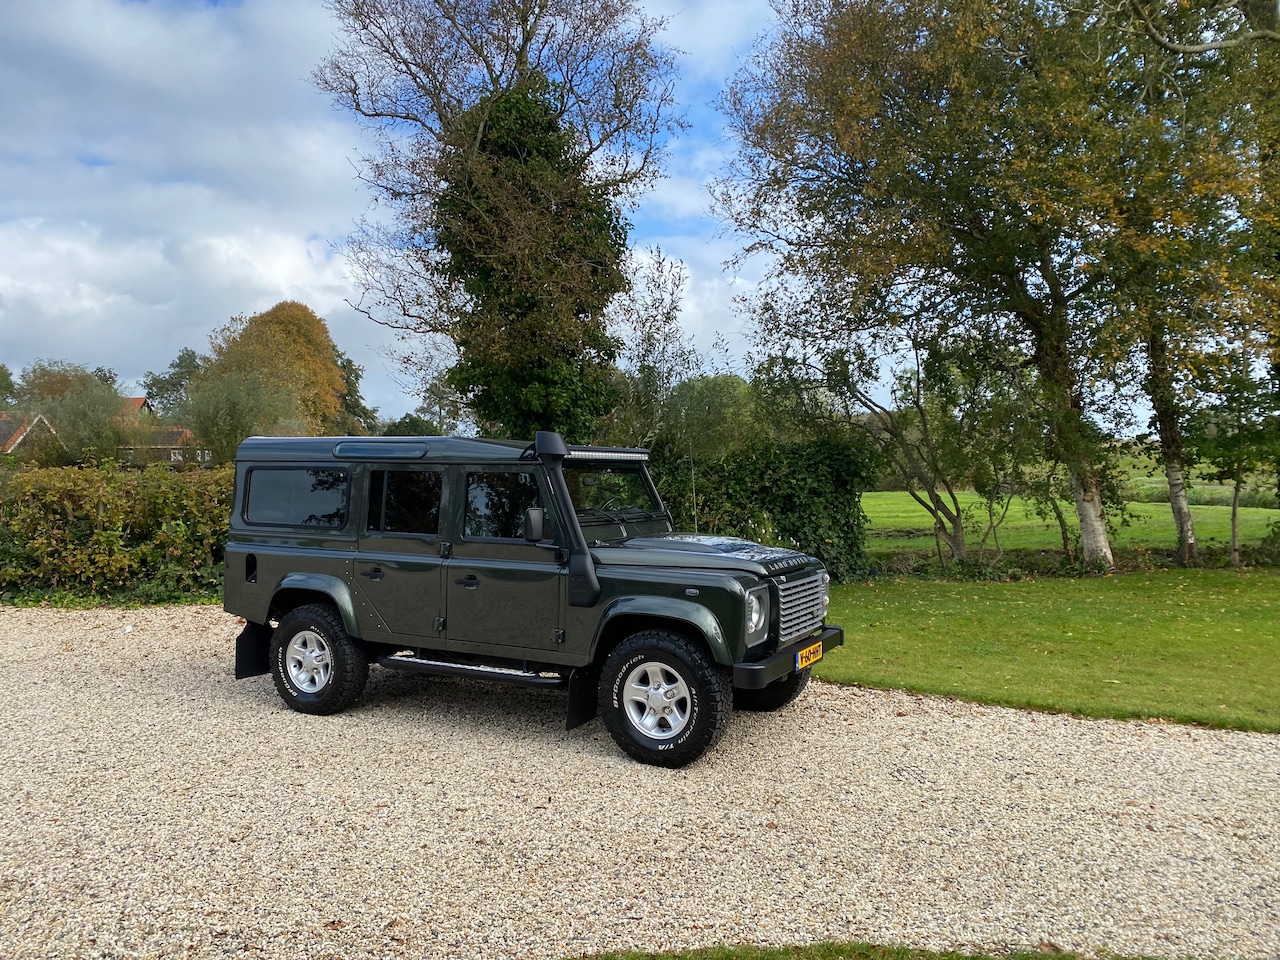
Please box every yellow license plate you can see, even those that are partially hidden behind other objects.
[796,641,823,670]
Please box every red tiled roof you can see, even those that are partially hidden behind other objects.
[0,412,56,454]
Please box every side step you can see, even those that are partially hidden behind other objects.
[378,654,568,688]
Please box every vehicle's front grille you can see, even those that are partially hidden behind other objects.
[775,571,827,645]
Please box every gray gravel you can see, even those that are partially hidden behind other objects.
[0,604,1276,960]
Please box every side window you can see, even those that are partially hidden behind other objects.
[245,468,349,528]
[464,471,542,539]
[366,469,442,536]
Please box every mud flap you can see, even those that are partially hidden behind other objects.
[565,665,600,730]
[234,621,273,679]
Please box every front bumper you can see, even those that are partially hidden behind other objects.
[732,625,844,690]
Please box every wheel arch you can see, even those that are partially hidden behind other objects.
[269,573,361,638]
[591,597,732,669]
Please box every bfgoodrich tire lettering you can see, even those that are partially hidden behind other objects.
[598,629,732,768]
[271,603,369,715]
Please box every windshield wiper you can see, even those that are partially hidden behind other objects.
[577,507,626,524]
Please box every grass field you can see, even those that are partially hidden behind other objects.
[861,490,1278,560]
[817,568,1279,732]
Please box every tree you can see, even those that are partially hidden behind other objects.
[756,326,1049,565]
[1186,343,1280,566]
[601,249,699,449]
[1108,0,1279,54]
[205,302,352,435]
[382,410,444,437]
[0,363,15,409]
[145,302,378,460]
[334,350,380,435]
[183,372,303,465]
[717,0,1267,569]
[17,360,140,464]
[141,348,202,418]
[435,76,628,439]
[315,0,684,438]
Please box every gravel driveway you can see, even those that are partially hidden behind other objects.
[0,604,1276,960]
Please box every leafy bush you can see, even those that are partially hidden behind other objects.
[652,438,875,582]
[0,463,233,600]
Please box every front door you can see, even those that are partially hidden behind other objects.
[445,467,564,651]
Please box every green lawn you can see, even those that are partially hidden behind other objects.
[817,568,1280,732]
[576,942,1148,960]
[861,490,1278,557]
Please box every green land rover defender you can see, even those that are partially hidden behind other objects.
[226,431,843,767]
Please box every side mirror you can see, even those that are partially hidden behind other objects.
[524,507,546,542]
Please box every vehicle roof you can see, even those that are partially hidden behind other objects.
[234,435,650,464]
[235,435,528,463]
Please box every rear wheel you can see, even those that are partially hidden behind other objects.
[271,603,369,715]
[598,630,732,768]
[735,667,810,712]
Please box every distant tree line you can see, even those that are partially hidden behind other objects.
[1,301,379,467]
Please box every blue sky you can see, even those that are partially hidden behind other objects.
[0,0,776,419]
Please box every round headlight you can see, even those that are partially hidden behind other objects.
[747,592,765,633]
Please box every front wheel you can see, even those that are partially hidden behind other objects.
[598,630,733,768]
[735,667,810,712]
[270,603,369,715]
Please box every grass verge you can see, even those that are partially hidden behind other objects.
[573,942,1148,960]
[818,568,1279,732]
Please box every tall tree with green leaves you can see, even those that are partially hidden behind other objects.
[314,0,684,440]
[718,0,1268,569]
[435,77,627,439]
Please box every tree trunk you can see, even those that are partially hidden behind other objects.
[1048,495,1073,559]
[1071,467,1115,571]
[1145,325,1197,565]
[1231,479,1242,568]
[1165,457,1197,565]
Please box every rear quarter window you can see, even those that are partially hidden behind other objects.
[244,467,350,528]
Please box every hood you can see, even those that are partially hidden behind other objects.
[591,533,816,576]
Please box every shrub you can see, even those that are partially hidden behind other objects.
[651,438,875,582]
[0,462,233,599]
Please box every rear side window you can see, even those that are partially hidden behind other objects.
[367,469,442,536]
[244,467,350,528]
[464,471,542,539]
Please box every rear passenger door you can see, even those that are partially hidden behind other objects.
[354,466,446,639]
[444,466,564,651]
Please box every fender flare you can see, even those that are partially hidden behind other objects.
[592,595,733,667]
[273,572,361,638]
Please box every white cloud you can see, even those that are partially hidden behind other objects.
[0,0,769,420]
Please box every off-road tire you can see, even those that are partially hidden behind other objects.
[598,629,733,768]
[271,603,369,715]
[735,667,810,712]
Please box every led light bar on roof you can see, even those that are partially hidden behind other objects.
[565,445,650,462]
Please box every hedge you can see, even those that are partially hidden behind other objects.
[651,438,876,582]
[0,439,873,601]
[0,463,233,600]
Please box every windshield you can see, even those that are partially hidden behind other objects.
[563,463,664,522]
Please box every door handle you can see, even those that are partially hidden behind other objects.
[361,567,384,581]
[453,575,479,589]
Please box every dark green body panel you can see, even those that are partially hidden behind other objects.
[224,434,840,690]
